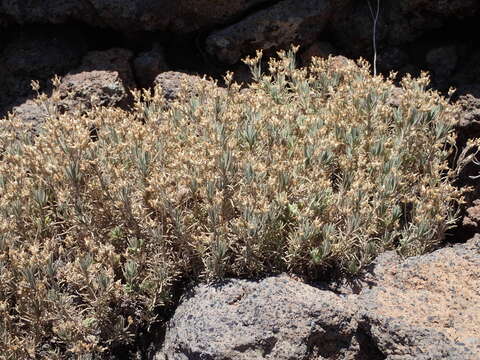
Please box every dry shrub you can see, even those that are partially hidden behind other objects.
[0,47,476,358]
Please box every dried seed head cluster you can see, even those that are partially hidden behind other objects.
[0,47,474,358]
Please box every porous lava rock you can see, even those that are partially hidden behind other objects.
[463,200,480,237]
[153,71,210,101]
[0,27,88,117]
[133,44,170,89]
[457,94,480,133]
[205,0,333,65]
[157,275,360,360]
[0,0,271,33]
[57,48,135,110]
[354,236,480,359]
[455,94,480,234]
[9,48,135,127]
[7,99,49,129]
[77,48,135,88]
[156,237,480,359]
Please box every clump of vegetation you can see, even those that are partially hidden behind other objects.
[0,47,475,358]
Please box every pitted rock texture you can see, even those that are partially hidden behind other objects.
[7,99,49,128]
[1,0,479,73]
[457,94,480,130]
[153,71,213,101]
[354,236,480,359]
[9,48,134,128]
[0,27,87,116]
[0,0,271,33]
[134,44,170,89]
[157,275,360,360]
[464,199,480,228]
[205,0,332,64]
[454,94,480,236]
[1,0,479,118]
[57,48,135,111]
[3,0,478,46]
[157,236,480,359]
[76,48,135,88]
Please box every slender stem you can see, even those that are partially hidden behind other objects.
[367,0,380,76]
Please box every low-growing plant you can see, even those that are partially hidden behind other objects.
[0,47,476,358]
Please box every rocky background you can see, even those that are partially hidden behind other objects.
[2,0,480,115]
[1,1,480,359]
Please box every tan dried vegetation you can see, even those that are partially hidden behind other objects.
[0,47,477,358]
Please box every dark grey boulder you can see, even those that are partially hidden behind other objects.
[0,0,271,33]
[153,71,214,101]
[205,0,333,64]
[457,94,480,130]
[134,44,170,89]
[156,237,480,359]
[50,47,135,112]
[157,275,359,360]
[8,48,134,127]
[0,27,87,117]
[454,93,480,224]
[77,48,135,88]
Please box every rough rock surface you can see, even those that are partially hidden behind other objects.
[9,48,134,127]
[58,70,129,112]
[157,275,360,360]
[134,44,170,89]
[0,0,271,33]
[157,236,480,359]
[7,99,49,128]
[354,237,480,359]
[206,0,333,64]
[0,27,87,117]
[1,0,479,119]
[3,0,478,42]
[153,71,210,101]
[455,94,480,234]
[463,199,480,232]
[58,48,135,110]
[77,48,135,89]
[0,0,478,71]
[457,94,480,132]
